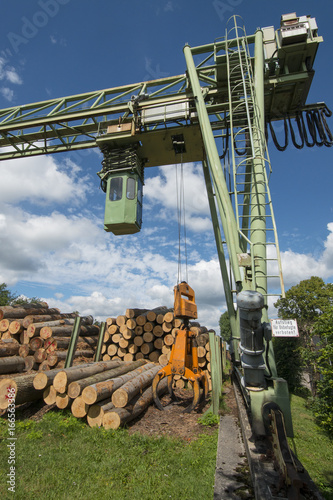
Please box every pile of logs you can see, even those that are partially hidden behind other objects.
[0,359,169,429]
[0,303,100,375]
[100,307,212,389]
[0,302,213,429]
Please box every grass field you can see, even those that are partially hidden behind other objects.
[0,392,332,499]
[0,410,218,500]
[289,394,333,499]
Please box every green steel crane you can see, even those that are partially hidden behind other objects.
[0,13,329,436]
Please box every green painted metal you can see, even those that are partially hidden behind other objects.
[0,14,325,434]
[206,330,223,415]
[102,172,143,235]
[94,322,106,362]
[64,316,82,368]
[202,159,237,340]
[183,43,242,289]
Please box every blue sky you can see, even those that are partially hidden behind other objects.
[0,0,332,332]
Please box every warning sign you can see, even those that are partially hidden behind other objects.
[271,319,299,337]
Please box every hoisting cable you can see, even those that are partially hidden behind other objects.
[175,154,189,285]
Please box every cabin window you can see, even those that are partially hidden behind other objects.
[109,177,123,201]
[126,177,136,200]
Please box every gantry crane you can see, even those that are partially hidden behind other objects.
[0,13,330,438]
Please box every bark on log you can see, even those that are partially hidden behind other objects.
[53,360,123,394]
[44,324,99,337]
[52,336,97,349]
[0,340,20,357]
[19,331,30,345]
[0,373,44,408]
[24,356,39,371]
[81,362,155,405]
[125,308,148,319]
[67,359,146,399]
[0,306,60,319]
[111,365,161,408]
[33,362,99,391]
[0,356,25,374]
[103,378,168,430]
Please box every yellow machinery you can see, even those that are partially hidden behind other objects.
[152,282,209,412]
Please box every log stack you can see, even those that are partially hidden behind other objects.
[0,303,98,374]
[0,358,168,429]
[99,308,212,389]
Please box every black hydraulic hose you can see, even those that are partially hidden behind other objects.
[268,117,289,152]
[320,107,333,146]
[299,111,315,147]
[234,131,249,156]
[288,114,304,149]
[219,125,229,159]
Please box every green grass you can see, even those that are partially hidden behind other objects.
[0,410,218,500]
[289,394,333,499]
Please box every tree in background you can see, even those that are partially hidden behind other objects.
[311,310,333,435]
[219,311,232,342]
[0,283,17,306]
[274,276,333,397]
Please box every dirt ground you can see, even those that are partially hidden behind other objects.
[127,382,238,441]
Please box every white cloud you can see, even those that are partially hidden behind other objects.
[0,87,14,102]
[144,163,212,231]
[0,58,22,85]
[0,156,90,206]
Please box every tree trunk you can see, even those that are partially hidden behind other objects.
[0,340,20,357]
[33,362,99,390]
[111,365,161,408]
[8,321,24,335]
[24,356,39,371]
[87,400,115,427]
[43,385,57,405]
[0,373,44,408]
[56,393,72,409]
[53,360,123,394]
[0,305,60,319]
[81,362,155,405]
[67,359,146,399]
[71,395,88,418]
[18,344,33,358]
[103,378,168,430]
[29,337,44,351]
[34,349,47,363]
[0,356,25,374]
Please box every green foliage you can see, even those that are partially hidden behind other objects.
[274,277,333,397]
[0,283,17,306]
[219,311,232,342]
[273,337,303,393]
[198,412,220,427]
[311,310,333,436]
[274,276,333,323]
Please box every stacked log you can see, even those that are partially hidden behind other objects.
[0,303,98,374]
[100,308,212,388]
